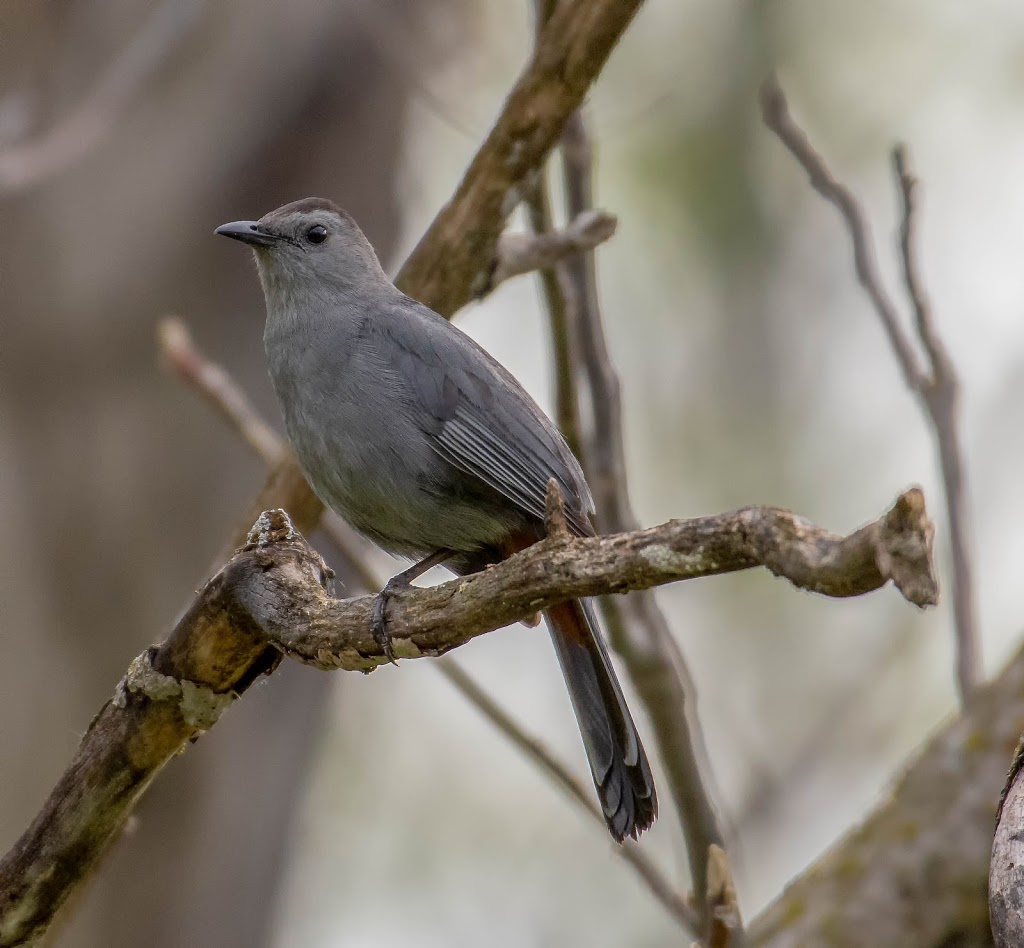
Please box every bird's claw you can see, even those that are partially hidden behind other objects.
[370,582,401,666]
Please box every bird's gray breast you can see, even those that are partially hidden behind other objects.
[264,314,519,557]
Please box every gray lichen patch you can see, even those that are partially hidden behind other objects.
[392,637,424,660]
[639,544,713,577]
[179,680,235,730]
[122,651,181,703]
[112,649,234,731]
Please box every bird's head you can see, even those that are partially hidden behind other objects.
[216,198,386,301]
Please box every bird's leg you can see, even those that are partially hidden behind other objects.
[372,548,453,665]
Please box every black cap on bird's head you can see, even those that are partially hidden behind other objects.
[215,198,385,288]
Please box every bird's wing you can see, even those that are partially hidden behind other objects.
[388,297,595,537]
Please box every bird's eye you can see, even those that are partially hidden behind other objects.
[306,224,328,244]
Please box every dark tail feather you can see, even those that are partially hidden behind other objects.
[545,599,657,842]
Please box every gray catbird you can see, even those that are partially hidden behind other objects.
[216,198,657,841]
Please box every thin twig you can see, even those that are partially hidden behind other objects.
[892,146,977,702]
[156,318,700,932]
[489,209,617,292]
[759,78,925,390]
[524,0,586,459]
[761,77,977,702]
[159,318,285,465]
[0,0,208,193]
[524,179,586,457]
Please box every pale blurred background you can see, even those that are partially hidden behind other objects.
[1,1,1020,945]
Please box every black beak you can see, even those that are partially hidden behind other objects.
[214,220,282,247]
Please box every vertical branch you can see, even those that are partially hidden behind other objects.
[527,0,584,456]
[524,179,585,456]
[555,110,729,923]
[526,5,731,924]
[893,146,978,701]
[760,78,979,702]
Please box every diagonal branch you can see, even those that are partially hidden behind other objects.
[760,77,977,704]
[0,489,935,943]
[396,0,645,313]
[213,0,648,567]
[0,0,209,193]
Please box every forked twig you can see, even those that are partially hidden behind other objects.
[761,76,975,702]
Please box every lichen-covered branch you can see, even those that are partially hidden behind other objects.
[753,639,1024,948]
[989,738,1024,945]
[0,550,286,947]
[0,488,933,944]
[266,490,934,671]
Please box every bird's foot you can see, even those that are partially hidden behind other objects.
[370,578,404,666]
[370,549,453,667]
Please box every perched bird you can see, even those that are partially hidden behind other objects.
[216,199,657,841]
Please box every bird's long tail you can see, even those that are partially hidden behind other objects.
[545,598,657,841]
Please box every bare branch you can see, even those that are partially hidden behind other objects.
[396,0,645,313]
[524,177,586,457]
[0,0,208,193]
[0,489,935,942]
[487,209,617,291]
[159,318,285,465]
[761,76,978,703]
[533,10,727,905]
[893,148,949,372]
[759,77,926,390]
[892,146,978,704]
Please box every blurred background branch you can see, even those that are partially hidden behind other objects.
[761,77,977,705]
[0,0,208,192]
[750,641,1024,946]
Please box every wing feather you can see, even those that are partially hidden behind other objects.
[388,296,595,537]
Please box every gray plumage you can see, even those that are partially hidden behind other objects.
[216,198,657,841]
